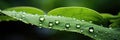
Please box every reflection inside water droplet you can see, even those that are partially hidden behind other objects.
[65,23,70,29]
[89,27,94,33]
[39,17,45,22]
[55,20,60,25]
[76,24,80,29]
[48,22,54,28]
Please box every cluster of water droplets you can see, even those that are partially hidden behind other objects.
[38,16,95,34]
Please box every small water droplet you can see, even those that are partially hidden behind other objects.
[0,9,1,12]
[89,21,92,23]
[22,15,25,18]
[39,27,42,28]
[73,18,76,20]
[39,17,45,22]
[80,30,83,33]
[94,35,97,37]
[76,24,80,29]
[109,27,112,29]
[39,23,42,26]
[44,15,47,16]
[35,14,38,16]
[81,20,85,22]
[65,23,70,29]
[48,22,54,28]
[89,27,94,33]
[55,20,60,25]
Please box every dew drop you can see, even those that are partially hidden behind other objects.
[55,20,60,25]
[76,24,80,29]
[48,22,54,28]
[81,20,85,22]
[89,27,94,33]
[80,29,83,33]
[94,35,97,37]
[89,21,92,23]
[39,17,45,22]
[0,9,1,12]
[65,23,70,29]
[39,23,42,26]
[73,18,76,20]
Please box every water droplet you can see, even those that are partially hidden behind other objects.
[76,24,80,29]
[44,15,47,16]
[94,35,97,37]
[80,30,83,33]
[55,20,60,25]
[39,17,45,22]
[58,16,61,17]
[81,20,85,22]
[65,23,70,29]
[48,22,54,28]
[89,21,92,23]
[89,27,94,33]
[39,27,42,28]
[22,15,25,18]
[109,27,112,29]
[39,23,42,26]
[73,18,76,20]
[0,9,1,12]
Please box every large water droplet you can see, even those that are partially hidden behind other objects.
[89,27,94,33]
[65,23,70,29]
[55,20,60,25]
[48,22,54,28]
[76,24,80,29]
[39,17,45,22]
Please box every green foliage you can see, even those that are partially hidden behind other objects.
[109,12,120,28]
[4,6,45,15]
[0,7,45,22]
[100,13,115,27]
[48,7,104,26]
[0,15,16,21]
[1,7,120,40]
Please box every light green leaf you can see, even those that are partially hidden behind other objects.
[48,7,104,26]
[4,6,45,15]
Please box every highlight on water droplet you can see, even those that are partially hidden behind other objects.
[39,23,42,26]
[76,24,80,29]
[89,27,94,33]
[48,22,54,28]
[39,17,45,22]
[65,23,70,29]
[80,29,83,33]
[89,21,92,23]
[81,20,85,22]
[55,20,60,25]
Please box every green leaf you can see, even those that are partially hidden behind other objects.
[100,13,115,20]
[4,6,45,15]
[0,6,45,22]
[0,15,16,21]
[106,12,120,28]
[100,13,115,27]
[48,7,104,26]
[1,10,120,40]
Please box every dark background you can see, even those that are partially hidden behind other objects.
[0,0,120,14]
